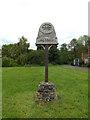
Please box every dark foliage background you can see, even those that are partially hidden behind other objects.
[2,35,89,67]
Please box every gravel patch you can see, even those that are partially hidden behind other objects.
[61,65,89,71]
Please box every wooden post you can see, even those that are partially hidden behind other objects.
[45,45,48,82]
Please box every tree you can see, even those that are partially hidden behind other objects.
[49,45,60,64]
[17,36,30,54]
[77,35,88,53]
[27,50,45,65]
[37,45,44,50]
[2,44,14,58]
[12,36,30,59]
[68,35,89,62]
[2,36,30,59]
[2,56,18,67]
[17,54,27,66]
[68,38,78,58]
[60,43,68,52]
[60,43,69,64]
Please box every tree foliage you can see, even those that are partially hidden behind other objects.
[2,35,89,67]
[2,36,30,59]
[27,50,45,65]
[2,56,18,67]
[49,45,60,65]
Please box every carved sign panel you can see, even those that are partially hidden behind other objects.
[40,23,53,34]
[36,22,58,45]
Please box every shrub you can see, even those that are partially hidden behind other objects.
[9,59,18,67]
[2,56,18,67]
[86,63,90,67]
[79,59,84,67]
[27,50,45,66]
[17,54,27,66]
[71,61,74,66]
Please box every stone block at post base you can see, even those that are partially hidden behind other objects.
[36,81,57,102]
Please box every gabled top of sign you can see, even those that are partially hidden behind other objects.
[36,22,58,45]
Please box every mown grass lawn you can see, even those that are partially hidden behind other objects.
[2,65,88,118]
[0,65,2,119]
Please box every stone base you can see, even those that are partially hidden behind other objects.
[36,81,57,102]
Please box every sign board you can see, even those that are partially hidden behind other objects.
[36,22,58,45]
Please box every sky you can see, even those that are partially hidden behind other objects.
[0,0,89,49]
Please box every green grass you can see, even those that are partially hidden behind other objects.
[2,65,88,118]
[0,58,2,67]
[0,64,2,119]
